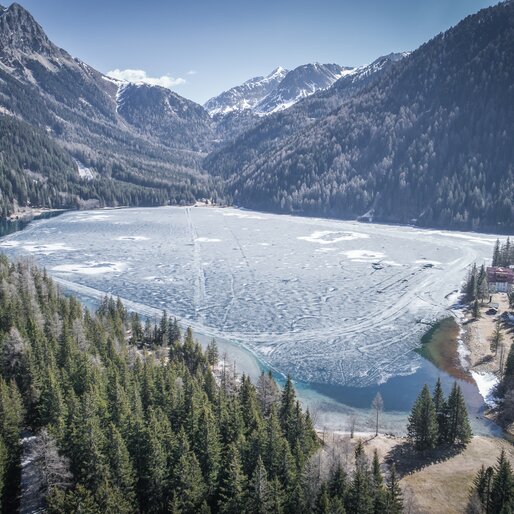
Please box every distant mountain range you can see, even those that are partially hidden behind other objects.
[0,1,513,231]
[204,66,288,116]
[205,63,351,117]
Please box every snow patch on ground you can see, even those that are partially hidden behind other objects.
[470,371,498,407]
[75,160,98,181]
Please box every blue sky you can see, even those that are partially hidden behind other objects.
[16,0,498,104]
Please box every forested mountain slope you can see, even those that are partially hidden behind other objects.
[205,1,514,231]
[205,53,407,179]
[0,3,214,215]
[0,114,188,216]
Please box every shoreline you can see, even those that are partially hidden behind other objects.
[1,202,510,237]
[6,206,66,222]
[0,204,502,435]
[455,293,512,408]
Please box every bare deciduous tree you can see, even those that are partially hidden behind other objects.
[372,392,384,436]
[32,430,72,496]
[256,372,280,416]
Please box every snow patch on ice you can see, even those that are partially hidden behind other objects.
[298,230,369,245]
[196,237,222,243]
[21,242,75,254]
[115,236,149,241]
[52,262,127,275]
[223,211,265,220]
[315,248,337,253]
[342,250,385,260]
[0,240,21,248]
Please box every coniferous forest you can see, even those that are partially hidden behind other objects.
[0,256,411,513]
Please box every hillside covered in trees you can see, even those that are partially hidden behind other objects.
[0,114,194,217]
[205,1,514,232]
[0,257,409,513]
[0,3,214,217]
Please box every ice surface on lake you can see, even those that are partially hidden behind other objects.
[0,207,496,387]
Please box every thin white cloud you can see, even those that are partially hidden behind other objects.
[106,69,186,89]
[186,70,197,75]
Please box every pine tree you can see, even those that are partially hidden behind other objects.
[465,263,478,302]
[407,384,438,451]
[247,456,275,514]
[445,382,472,446]
[138,410,169,512]
[315,482,331,513]
[493,239,501,266]
[371,449,387,513]
[472,299,481,319]
[194,405,221,499]
[433,378,447,443]
[328,463,348,504]
[473,464,494,513]
[477,265,489,303]
[256,371,279,417]
[490,450,514,513]
[279,376,297,445]
[498,343,514,397]
[262,405,286,479]
[172,439,207,514]
[158,310,169,346]
[218,442,247,514]
[206,339,219,366]
[386,464,403,514]
[347,442,373,514]
[105,423,136,508]
[489,319,504,356]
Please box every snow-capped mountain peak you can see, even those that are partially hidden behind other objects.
[204,66,288,116]
[205,62,354,118]
[254,62,352,115]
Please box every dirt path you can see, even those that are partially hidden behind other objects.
[464,293,513,375]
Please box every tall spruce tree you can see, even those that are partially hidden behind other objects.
[433,378,447,443]
[445,382,472,446]
[247,456,275,514]
[218,442,247,514]
[407,384,438,451]
[490,450,514,513]
[473,464,494,513]
[386,464,403,514]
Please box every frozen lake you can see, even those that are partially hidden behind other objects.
[0,207,496,433]
[0,206,499,432]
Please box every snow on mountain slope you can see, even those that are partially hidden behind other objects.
[204,67,288,116]
[205,63,352,118]
[254,62,352,115]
